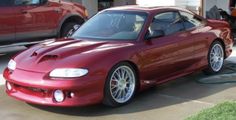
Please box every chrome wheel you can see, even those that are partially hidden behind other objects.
[109,66,136,104]
[210,43,224,72]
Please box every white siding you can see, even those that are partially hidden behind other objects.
[136,0,200,8]
[114,0,135,6]
[136,0,175,6]
[136,0,201,14]
[175,0,201,7]
[175,0,201,14]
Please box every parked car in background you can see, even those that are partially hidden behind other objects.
[0,0,87,47]
[3,6,233,107]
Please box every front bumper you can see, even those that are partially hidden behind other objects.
[3,68,105,107]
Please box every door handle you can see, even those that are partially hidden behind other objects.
[21,10,28,14]
[54,9,61,13]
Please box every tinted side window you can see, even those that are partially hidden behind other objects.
[0,0,13,6]
[14,0,40,6]
[180,11,202,29]
[150,12,184,36]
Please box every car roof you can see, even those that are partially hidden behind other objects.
[105,5,191,13]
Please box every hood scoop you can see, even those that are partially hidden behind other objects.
[31,51,38,57]
[37,55,59,63]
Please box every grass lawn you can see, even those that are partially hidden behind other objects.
[186,101,236,120]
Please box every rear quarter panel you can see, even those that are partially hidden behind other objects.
[207,19,234,58]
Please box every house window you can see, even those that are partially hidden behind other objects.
[98,0,114,11]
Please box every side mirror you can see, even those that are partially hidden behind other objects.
[147,30,165,40]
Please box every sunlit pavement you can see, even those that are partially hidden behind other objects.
[0,46,236,120]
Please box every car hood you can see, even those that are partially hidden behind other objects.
[14,39,133,73]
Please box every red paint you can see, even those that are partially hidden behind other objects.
[0,0,87,43]
[3,6,234,107]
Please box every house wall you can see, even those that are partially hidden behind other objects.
[82,0,98,17]
[175,0,201,14]
[75,0,229,18]
[136,0,201,14]
[136,0,175,6]
[175,0,201,7]
[114,0,136,6]
[79,0,135,17]
[64,0,97,17]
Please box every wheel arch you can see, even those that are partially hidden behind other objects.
[57,14,85,37]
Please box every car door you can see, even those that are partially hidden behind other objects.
[14,0,60,41]
[141,11,188,83]
[0,0,16,43]
[178,11,209,70]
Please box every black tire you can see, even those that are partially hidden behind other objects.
[103,62,137,107]
[60,22,80,38]
[203,41,225,75]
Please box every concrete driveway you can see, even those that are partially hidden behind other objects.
[0,46,236,120]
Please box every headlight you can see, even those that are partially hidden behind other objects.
[8,59,16,70]
[49,68,88,78]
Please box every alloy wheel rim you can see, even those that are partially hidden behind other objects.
[210,44,224,72]
[110,66,135,103]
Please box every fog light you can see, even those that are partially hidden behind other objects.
[6,82,12,91]
[53,90,64,102]
[70,92,75,98]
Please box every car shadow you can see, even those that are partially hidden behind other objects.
[29,61,236,116]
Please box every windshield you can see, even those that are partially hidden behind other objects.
[72,11,147,40]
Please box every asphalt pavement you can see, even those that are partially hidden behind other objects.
[0,46,236,120]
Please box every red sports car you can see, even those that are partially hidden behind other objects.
[3,6,234,107]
